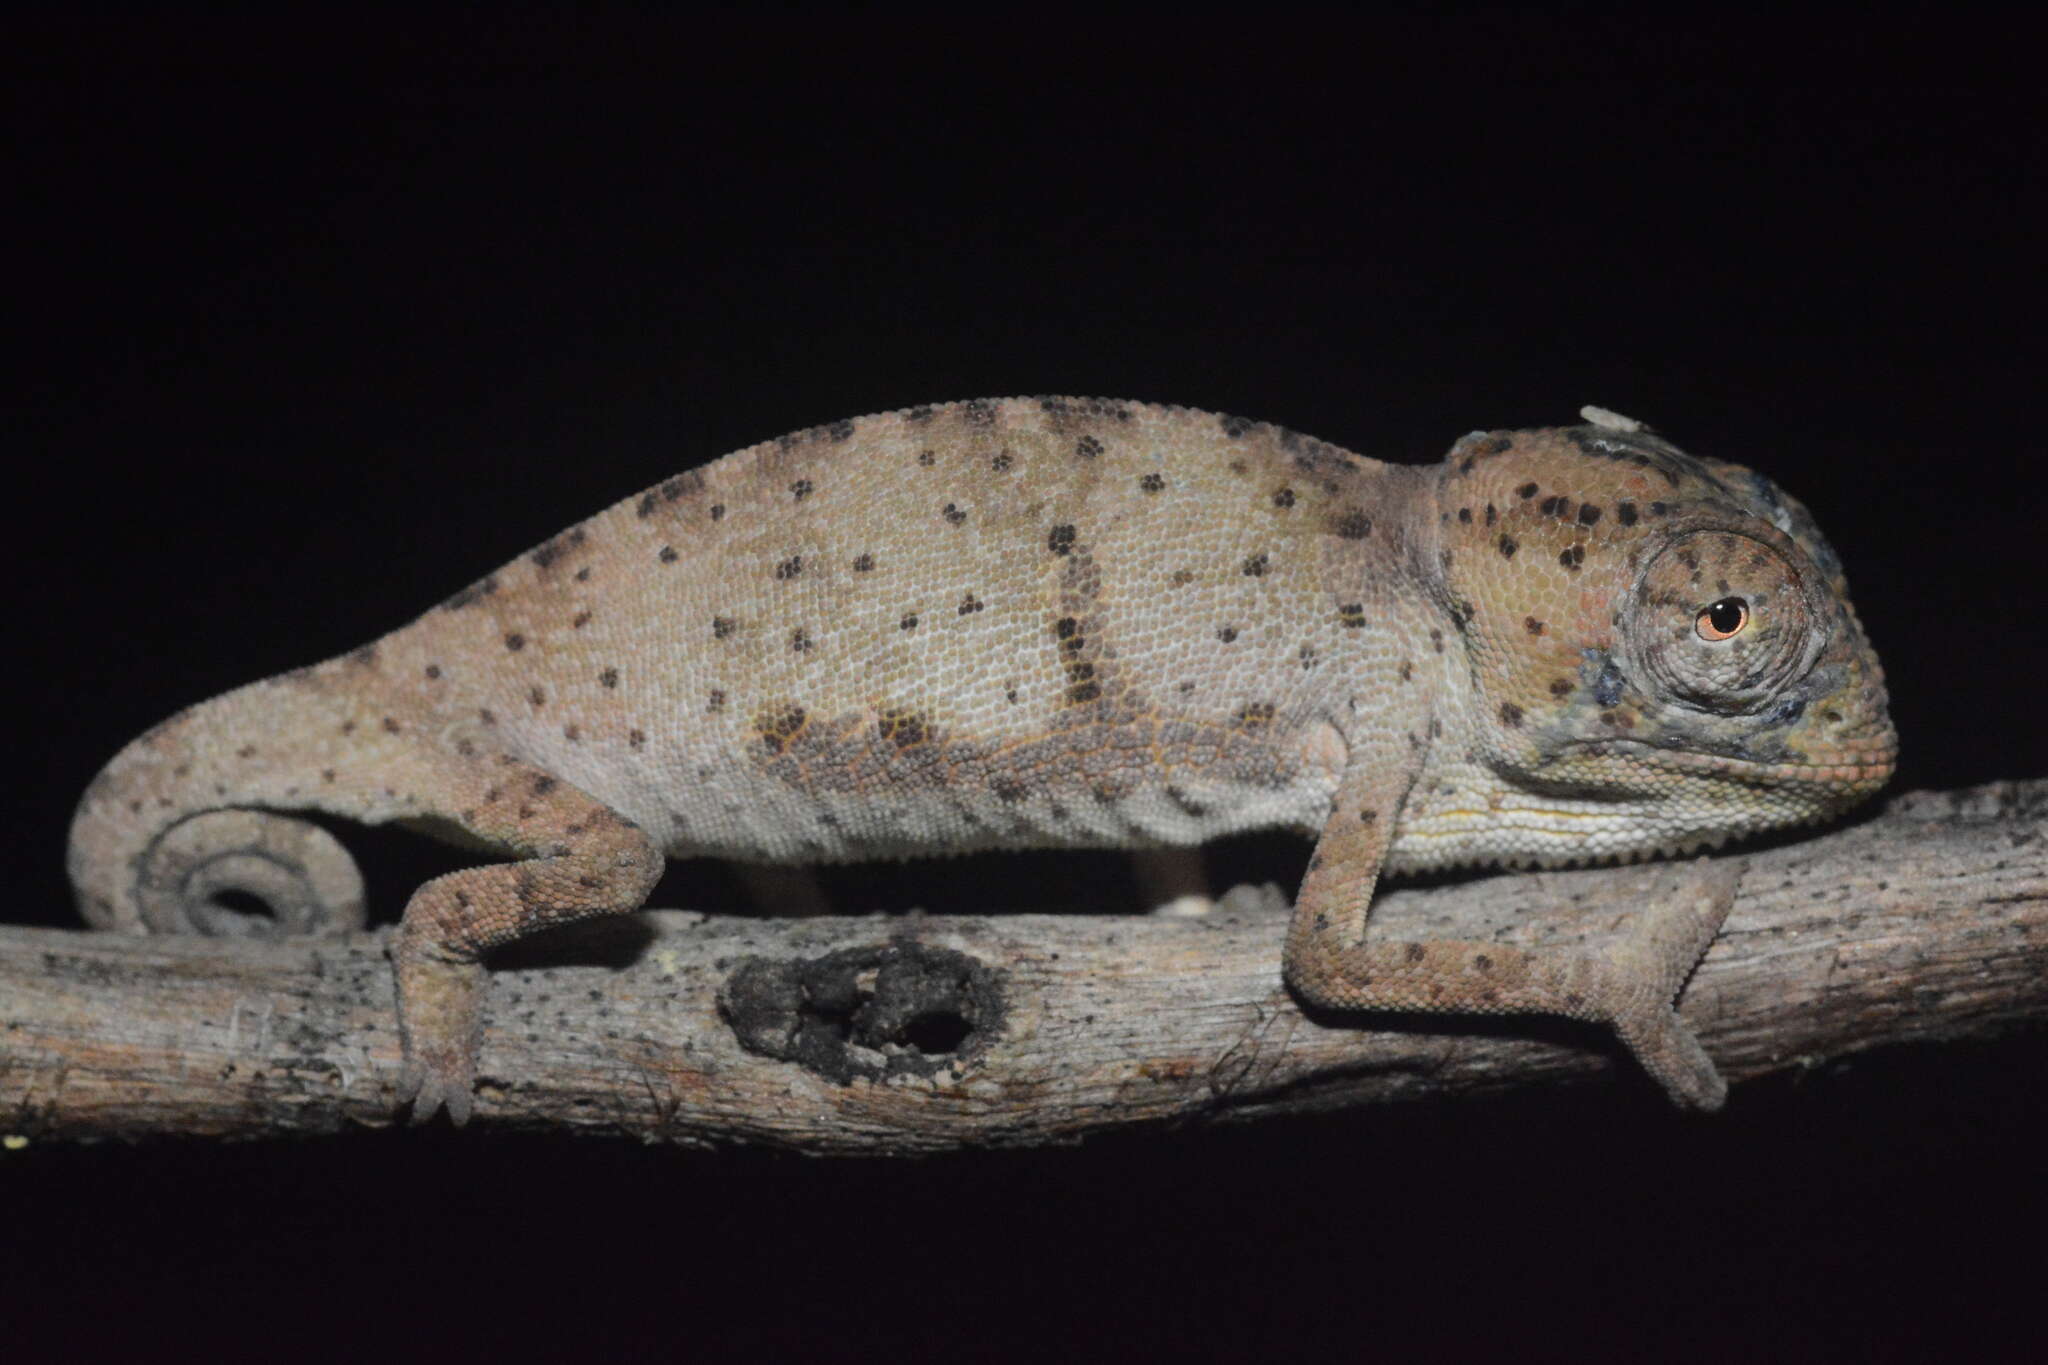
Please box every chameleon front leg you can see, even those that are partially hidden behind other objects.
[387,752,662,1124]
[1284,758,1736,1110]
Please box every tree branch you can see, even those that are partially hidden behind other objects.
[6,781,2043,1151]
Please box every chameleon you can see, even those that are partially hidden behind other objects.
[68,397,1896,1121]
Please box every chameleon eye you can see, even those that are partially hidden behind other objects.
[1695,597,1749,641]
[1630,533,1814,711]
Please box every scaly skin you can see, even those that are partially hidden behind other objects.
[69,398,1896,1120]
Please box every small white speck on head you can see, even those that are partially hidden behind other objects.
[1580,405,1645,432]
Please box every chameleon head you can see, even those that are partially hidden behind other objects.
[1422,414,1897,863]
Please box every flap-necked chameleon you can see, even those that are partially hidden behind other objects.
[69,397,1896,1120]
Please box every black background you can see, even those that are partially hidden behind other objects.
[8,12,2043,1360]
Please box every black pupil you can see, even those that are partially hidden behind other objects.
[1707,597,1746,633]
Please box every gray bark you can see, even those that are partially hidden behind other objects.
[4,780,2042,1152]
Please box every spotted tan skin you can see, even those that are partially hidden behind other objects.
[69,398,1896,1120]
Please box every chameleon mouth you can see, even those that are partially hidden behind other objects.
[1569,736,1898,791]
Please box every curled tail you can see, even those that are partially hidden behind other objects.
[68,667,401,939]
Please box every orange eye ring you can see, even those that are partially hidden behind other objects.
[1695,596,1749,641]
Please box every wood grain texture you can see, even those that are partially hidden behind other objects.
[6,780,2041,1152]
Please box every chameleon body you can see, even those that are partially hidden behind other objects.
[69,398,1896,1120]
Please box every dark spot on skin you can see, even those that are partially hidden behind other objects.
[791,479,813,501]
[1457,507,1472,524]
[1768,696,1808,725]
[564,725,581,742]
[958,593,983,615]
[775,555,803,579]
[1525,617,1544,635]
[1550,678,1574,697]
[1617,501,1638,526]
[1559,545,1585,571]
[505,633,526,652]
[1217,626,1238,643]
[916,450,936,467]
[530,527,588,569]
[757,704,808,755]
[236,744,258,758]
[1540,495,1563,517]
[1242,553,1269,577]
[992,450,1012,471]
[322,768,336,782]
[1170,569,1194,587]
[943,503,967,525]
[1075,435,1104,459]
[1594,658,1627,707]
[1359,808,1377,824]
[529,686,546,708]
[712,616,736,640]
[1067,681,1102,705]
[907,405,935,423]
[424,664,441,679]
[348,644,377,667]
[1498,535,1518,559]
[1339,603,1367,628]
[1219,413,1255,438]
[629,729,646,749]
[900,614,918,631]
[1500,702,1524,727]
[853,553,875,572]
[1138,472,1166,494]
[479,709,497,726]
[1649,501,1669,517]
[381,717,401,734]
[1403,943,1427,964]
[575,566,590,582]
[1273,487,1296,508]
[964,400,997,427]
[790,628,812,653]
[991,776,1029,803]
[637,493,659,517]
[1228,460,1248,476]
[532,775,557,796]
[659,546,678,563]
[877,708,930,749]
[1400,661,1413,682]
[1234,701,1276,729]
[1485,504,1498,526]
[1517,482,1539,500]
[573,611,592,629]
[1577,503,1602,525]
[1331,510,1371,540]
[1430,629,1444,653]
[708,690,725,712]
[709,504,725,521]
[1048,524,1077,556]
[827,419,855,442]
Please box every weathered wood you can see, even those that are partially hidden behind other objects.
[4,781,2041,1152]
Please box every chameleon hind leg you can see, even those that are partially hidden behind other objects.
[386,750,662,1124]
